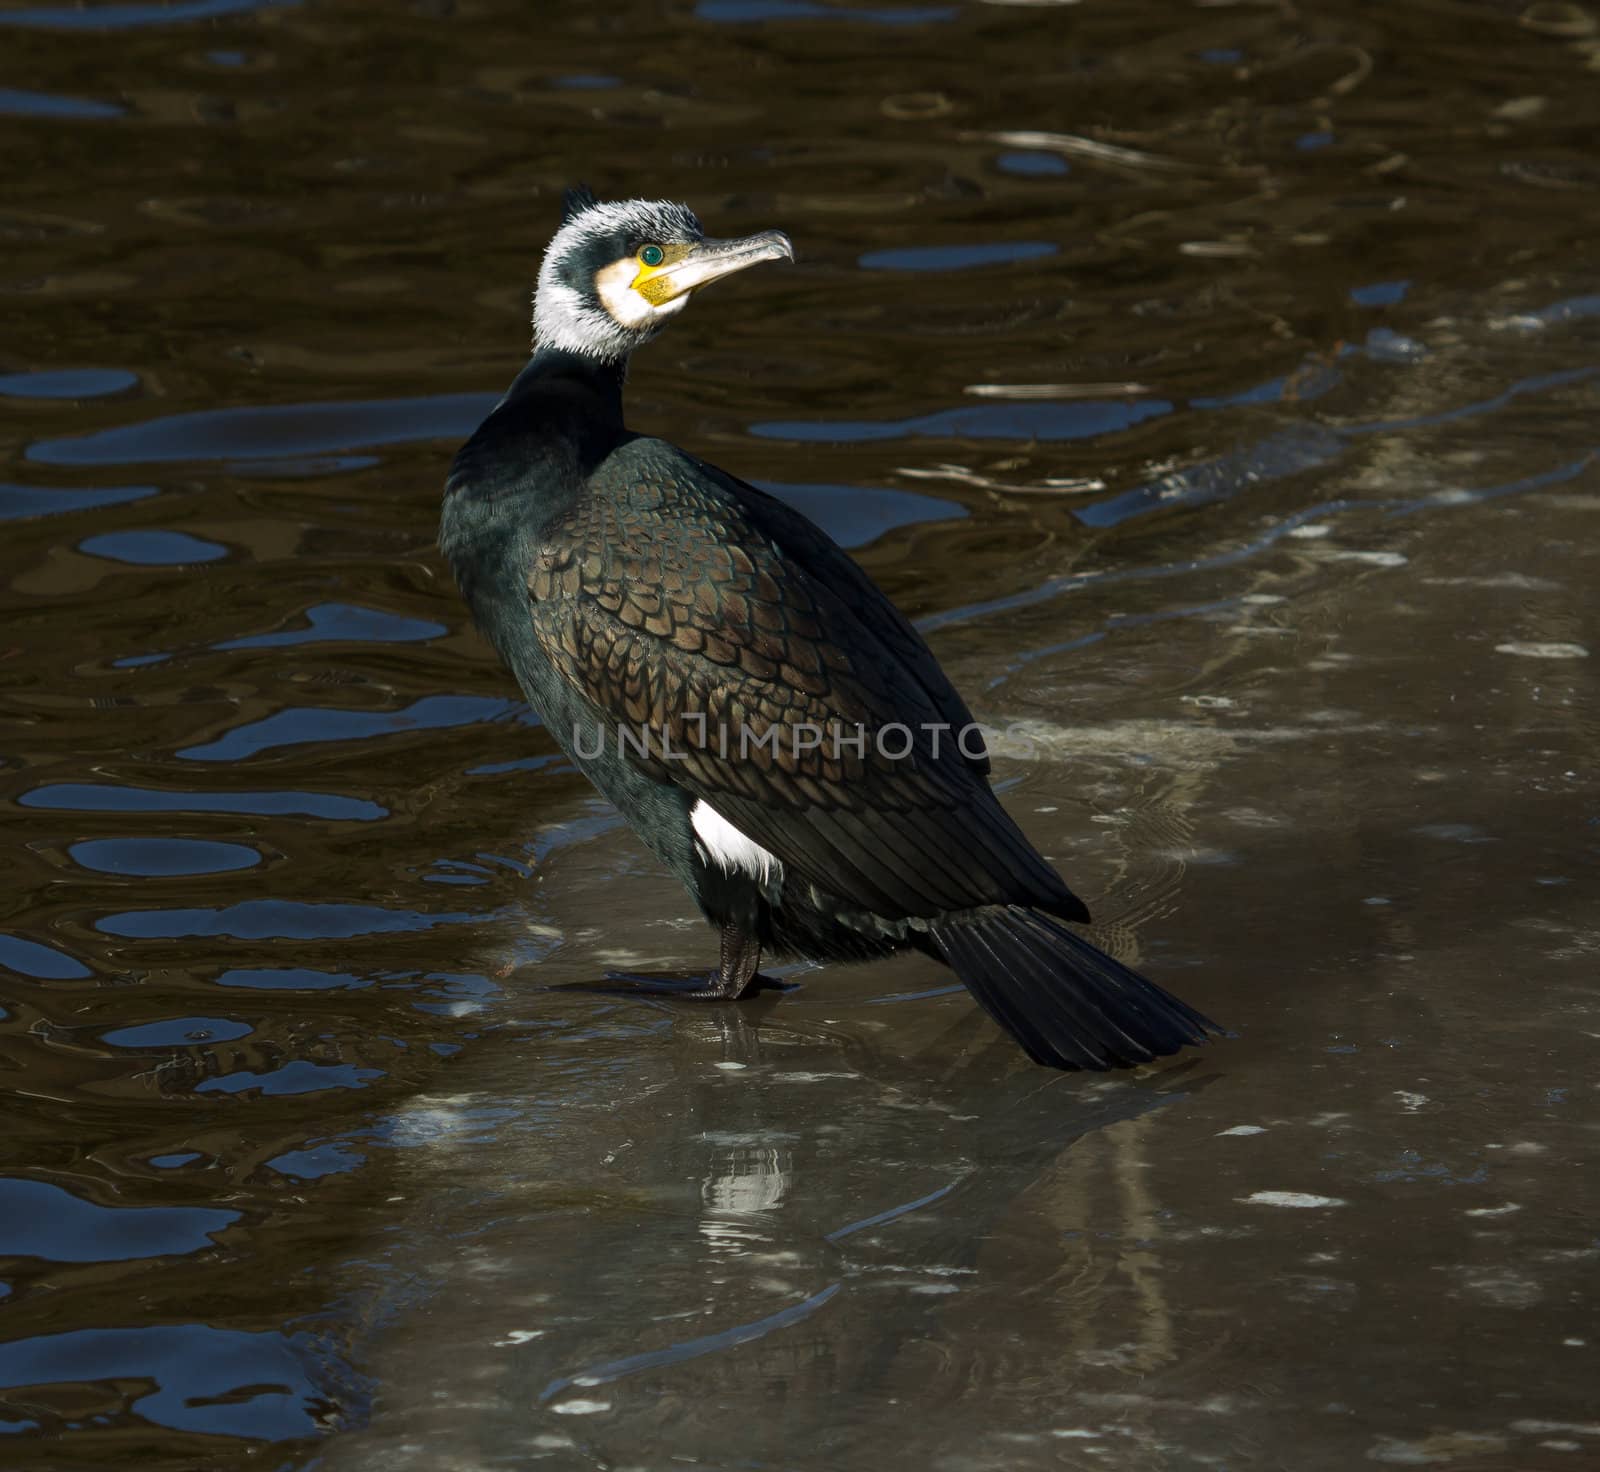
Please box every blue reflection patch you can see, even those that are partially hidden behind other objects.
[0,932,92,980]
[859,241,1056,271]
[465,753,568,777]
[0,1325,327,1441]
[196,1061,384,1095]
[178,694,532,761]
[215,601,446,650]
[0,0,297,30]
[0,368,136,398]
[103,1016,253,1048]
[996,151,1070,177]
[1350,279,1410,307]
[80,529,227,565]
[1526,293,1600,325]
[1193,359,1344,413]
[753,398,1171,443]
[1074,424,1347,529]
[70,838,261,877]
[100,902,486,934]
[0,87,126,119]
[0,483,156,522]
[266,1142,365,1179]
[97,900,487,940]
[760,481,961,547]
[697,0,954,20]
[215,966,372,991]
[21,782,386,822]
[0,1177,238,1261]
[28,390,494,467]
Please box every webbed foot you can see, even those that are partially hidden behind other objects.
[550,922,789,1001]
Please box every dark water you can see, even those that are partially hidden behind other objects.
[3,1,1599,1467]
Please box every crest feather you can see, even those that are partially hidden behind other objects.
[561,184,599,224]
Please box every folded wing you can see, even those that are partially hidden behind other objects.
[526,437,1086,923]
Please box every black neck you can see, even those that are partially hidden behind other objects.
[503,345,628,420]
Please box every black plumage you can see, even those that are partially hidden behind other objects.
[439,191,1219,1070]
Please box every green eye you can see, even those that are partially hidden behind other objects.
[639,244,665,267]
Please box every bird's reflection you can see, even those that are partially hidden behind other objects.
[700,1143,793,1252]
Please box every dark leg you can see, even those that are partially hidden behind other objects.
[555,921,793,1000]
[711,921,764,998]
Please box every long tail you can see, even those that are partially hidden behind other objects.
[928,905,1219,1071]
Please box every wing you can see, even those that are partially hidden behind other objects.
[527,438,1082,922]
[686,453,991,776]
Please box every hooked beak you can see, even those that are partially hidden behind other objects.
[636,230,795,305]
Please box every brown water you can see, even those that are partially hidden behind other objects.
[3,1,1599,1468]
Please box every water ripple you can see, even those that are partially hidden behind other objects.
[102,1015,253,1047]
[0,0,298,31]
[196,1061,384,1096]
[0,931,92,980]
[761,481,961,545]
[26,392,495,468]
[858,242,1057,271]
[214,602,447,651]
[95,900,494,941]
[69,838,262,877]
[177,695,533,762]
[0,1326,328,1441]
[754,399,1173,444]
[0,368,137,398]
[215,967,372,991]
[696,0,954,22]
[0,1178,238,1262]
[20,782,386,822]
[0,483,156,522]
[80,530,227,565]
[0,87,126,121]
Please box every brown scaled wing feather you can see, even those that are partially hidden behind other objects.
[524,438,1077,920]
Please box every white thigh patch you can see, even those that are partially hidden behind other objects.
[691,801,782,884]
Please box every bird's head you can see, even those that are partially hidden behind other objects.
[532,187,794,362]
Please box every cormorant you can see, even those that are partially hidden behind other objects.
[439,188,1219,1071]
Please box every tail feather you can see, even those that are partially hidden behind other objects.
[929,905,1219,1071]
[933,921,1102,1071]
